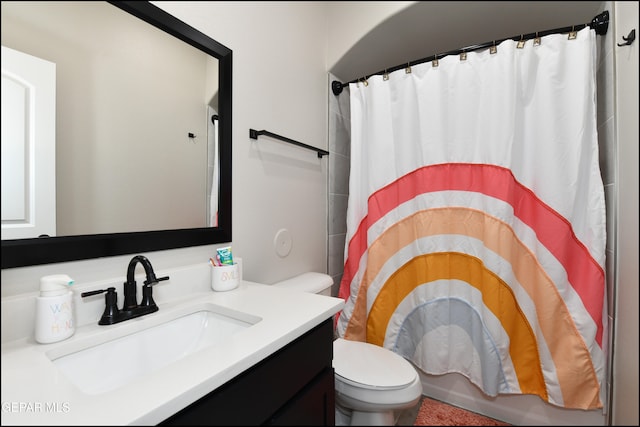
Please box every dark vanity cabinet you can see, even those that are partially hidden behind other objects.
[161,318,336,426]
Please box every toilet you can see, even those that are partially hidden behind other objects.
[273,272,422,426]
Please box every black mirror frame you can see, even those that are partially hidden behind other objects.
[1,1,232,269]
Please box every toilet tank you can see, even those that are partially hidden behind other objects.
[272,272,333,296]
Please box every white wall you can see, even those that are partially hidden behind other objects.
[325,1,415,73]
[612,1,639,425]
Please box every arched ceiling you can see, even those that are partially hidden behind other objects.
[330,1,606,82]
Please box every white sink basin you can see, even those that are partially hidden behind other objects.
[48,304,260,395]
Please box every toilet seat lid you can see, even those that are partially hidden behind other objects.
[333,338,417,390]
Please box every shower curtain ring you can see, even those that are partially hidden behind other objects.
[432,54,439,67]
[383,69,389,81]
[490,41,497,54]
[569,26,577,40]
[534,32,541,46]
[405,62,412,74]
[517,35,525,49]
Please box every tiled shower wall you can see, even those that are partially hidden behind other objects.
[327,73,351,296]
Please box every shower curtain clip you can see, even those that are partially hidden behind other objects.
[405,62,412,74]
[534,32,541,46]
[432,54,439,67]
[363,76,369,87]
[517,35,525,49]
[383,69,389,81]
[460,50,467,61]
[489,41,497,55]
[569,26,577,40]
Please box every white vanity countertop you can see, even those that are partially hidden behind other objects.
[1,281,344,425]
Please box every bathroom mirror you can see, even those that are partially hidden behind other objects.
[1,1,232,268]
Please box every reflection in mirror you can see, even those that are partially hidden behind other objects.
[1,1,232,268]
[2,1,218,236]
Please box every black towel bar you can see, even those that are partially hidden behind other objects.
[249,129,329,158]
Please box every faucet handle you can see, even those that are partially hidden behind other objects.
[81,288,112,298]
[81,287,120,325]
[143,275,170,286]
[139,275,168,309]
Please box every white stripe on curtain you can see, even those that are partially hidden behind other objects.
[337,27,606,410]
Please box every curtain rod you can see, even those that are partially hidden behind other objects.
[332,10,609,96]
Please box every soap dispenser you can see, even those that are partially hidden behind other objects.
[35,274,75,344]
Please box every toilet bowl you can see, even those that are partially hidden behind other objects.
[333,337,422,425]
[272,273,422,426]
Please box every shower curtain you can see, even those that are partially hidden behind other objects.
[336,27,607,410]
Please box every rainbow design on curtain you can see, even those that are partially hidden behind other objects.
[336,28,606,410]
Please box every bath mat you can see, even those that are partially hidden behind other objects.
[413,397,511,426]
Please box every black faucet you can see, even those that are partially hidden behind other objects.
[123,255,169,310]
[81,255,169,325]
